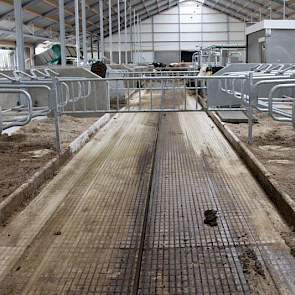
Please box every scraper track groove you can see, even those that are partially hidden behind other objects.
[138,113,250,294]
[137,112,295,295]
[0,113,159,295]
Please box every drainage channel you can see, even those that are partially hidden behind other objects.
[131,113,161,295]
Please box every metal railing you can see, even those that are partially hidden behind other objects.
[0,70,250,151]
[0,89,32,132]
[0,68,108,152]
[0,69,60,151]
[217,66,295,143]
[269,84,295,126]
[57,74,250,114]
[1,66,295,152]
[0,69,57,123]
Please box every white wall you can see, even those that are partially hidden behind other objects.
[104,0,246,63]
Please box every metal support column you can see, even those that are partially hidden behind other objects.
[152,16,155,61]
[137,14,140,64]
[14,0,25,71]
[59,0,66,66]
[178,3,181,62]
[129,5,133,63]
[75,0,80,65]
[139,16,142,64]
[99,0,104,60]
[0,107,2,134]
[248,72,254,145]
[81,0,87,66]
[52,78,62,153]
[14,0,26,105]
[118,0,121,64]
[133,9,136,64]
[90,34,94,59]
[137,14,139,64]
[124,0,128,64]
[108,0,113,63]
[226,15,230,45]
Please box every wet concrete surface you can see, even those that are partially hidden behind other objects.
[0,110,295,294]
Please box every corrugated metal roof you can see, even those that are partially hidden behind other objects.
[0,0,179,44]
[0,0,294,44]
[202,0,295,23]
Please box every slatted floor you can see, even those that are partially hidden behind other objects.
[0,111,295,294]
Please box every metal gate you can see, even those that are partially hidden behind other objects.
[58,71,248,114]
[0,69,250,153]
[1,67,294,153]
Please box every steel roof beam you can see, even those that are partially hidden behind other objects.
[204,0,280,21]
[0,0,36,21]
[89,0,178,36]
[205,0,294,20]
[0,28,51,41]
[201,0,249,21]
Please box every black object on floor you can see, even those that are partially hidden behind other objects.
[204,209,218,226]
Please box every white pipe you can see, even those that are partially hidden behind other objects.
[81,0,87,66]
[75,0,80,65]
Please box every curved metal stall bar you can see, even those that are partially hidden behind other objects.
[0,89,32,132]
[268,83,295,125]
[0,73,18,82]
[0,84,52,117]
[13,70,36,80]
[253,78,295,115]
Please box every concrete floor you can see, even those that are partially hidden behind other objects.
[0,110,295,294]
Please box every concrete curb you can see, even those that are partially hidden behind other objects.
[69,114,111,153]
[0,114,111,225]
[208,110,295,228]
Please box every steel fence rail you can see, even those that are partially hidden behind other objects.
[1,67,295,152]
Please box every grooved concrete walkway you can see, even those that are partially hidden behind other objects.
[0,112,294,294]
